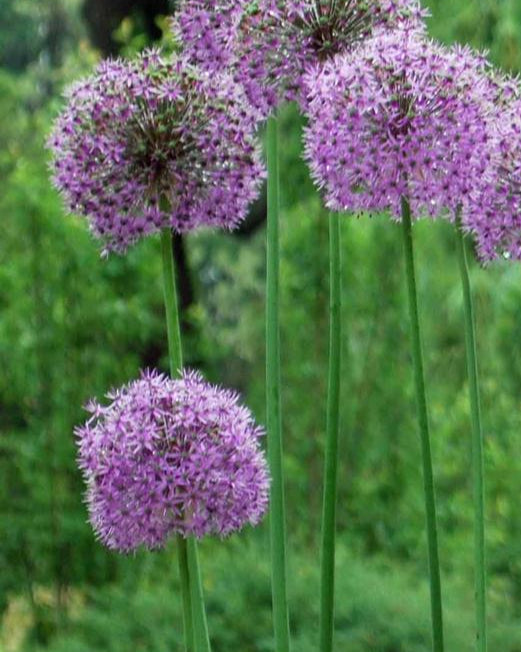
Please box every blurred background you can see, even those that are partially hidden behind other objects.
[2,0,521,650]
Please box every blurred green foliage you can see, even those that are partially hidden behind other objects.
[2,1,521,650]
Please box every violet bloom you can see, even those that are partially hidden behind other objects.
[464,92,521,262]
[48,50,265,253]
[76,369,270,552]
[172,0,426,113]
[303,29,502,221]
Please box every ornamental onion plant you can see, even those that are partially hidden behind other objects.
[48,49,267,652]
[173,5,426,650]
[458,84,521,651]
[302,27,508,650]
[75,368,270,651]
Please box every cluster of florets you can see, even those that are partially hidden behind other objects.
[463,91,521,262]
[48,50,265,253]
[171,0,521,266]
[75,369,270,552]
[303,28,501,221]
[173,0,427,113]
[171,0,242,72]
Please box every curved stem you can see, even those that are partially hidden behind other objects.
[266,114,291,652]
[400,198,444,652]
[455,220,487,652]
[160,228,211,652]
[319,212,342,652]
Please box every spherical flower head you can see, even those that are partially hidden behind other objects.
[303,29,499,221]
[172,0,427,114]
[463,88,521,262]
[75,369,270,552]
[48,50,265,254]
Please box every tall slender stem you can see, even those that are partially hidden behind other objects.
[160,228,211,652]
[455,220,487,652]
[319,212,342,652]
[177,537,194,652]
[161,229,183,374]
[266,114,291,652]
[400,198,444,652]
[187,539,211,652]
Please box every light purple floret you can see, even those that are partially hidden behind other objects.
[48,49,265,254]
[172,0,427,114]
[75,369,270,552]
[303,28,505,223]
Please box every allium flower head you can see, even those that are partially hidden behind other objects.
[76,369,270,551]
[463,90,521,262]
[303,29,501,220]
[48,50,265,253]
[173,0,427,113]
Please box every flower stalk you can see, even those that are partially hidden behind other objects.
[319,211,342,652]
[400,197,444,652]
[160,228,211,652]
[176,537,194,652]
[455,217,487,652]
[266,114,291,652]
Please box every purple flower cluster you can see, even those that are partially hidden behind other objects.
[172,0,521,264]
[303,28,502,222]
[464,92,521,262]
[173,0,426,113]
[76,369,270,551]
[48,50,265,253]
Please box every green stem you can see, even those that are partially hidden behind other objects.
[400,198,444,652]
[160,229,183,374]
[319,212,342,652]
[266,114,291,652]
[177,537,194,652]
[187,539,211,652]
[455,219,487,652]
[160,228,211,652]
